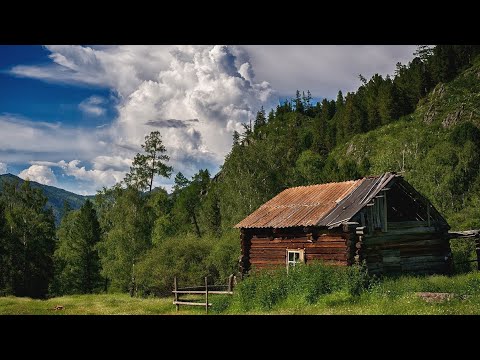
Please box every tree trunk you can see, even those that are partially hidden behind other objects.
[149,152,156,192]
[192,213,201,238]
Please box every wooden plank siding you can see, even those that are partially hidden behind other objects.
[241,220,451,275]
[245,228,350,270]
[361,222,451,275]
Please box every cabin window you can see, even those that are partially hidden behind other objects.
[286,249,304,270]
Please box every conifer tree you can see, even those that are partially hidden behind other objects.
[124,131,173,192]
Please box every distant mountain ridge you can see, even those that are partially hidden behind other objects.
[0,173,90,224]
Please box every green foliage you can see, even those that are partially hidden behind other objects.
[96,187,154,292]
[205,231,239,280]
[51,200,103,295]
[0,179,56,298]
[295,150,324,185]
[172,169,211,237]
[136,234,213,296]
[450,238,477,273]
[345,263,373,296]
[234,262,372,312]
[136,232,239,296]
[149,188,174,245]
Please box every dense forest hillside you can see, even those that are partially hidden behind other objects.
[0,174,88,223]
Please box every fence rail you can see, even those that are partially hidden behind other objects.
[173,275,234,313]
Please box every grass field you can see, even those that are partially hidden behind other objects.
[2,272,480,315]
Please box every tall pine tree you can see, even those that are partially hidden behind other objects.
[124,131,173,192]
[0,179,56,298]
[52,200,102,295]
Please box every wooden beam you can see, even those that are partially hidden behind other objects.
[447,230,480,239]
[205,277,209,314]
[476,238,480,271]
[383,192,388,232]
[427,204,431,227]
[173,301,212,306]
[174,277,179,312]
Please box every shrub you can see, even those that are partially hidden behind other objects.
[136,231,240,297]
[232,262,373,311]
[135,234,215,296]
[210,294,233,313]
[450,238,477,273]
[345,263,372,296]
[205,231,240,283]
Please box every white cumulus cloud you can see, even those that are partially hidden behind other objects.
[0,162,7,174]
[18,164,57,185]
[79,95,106,116]
[113,45,274,169]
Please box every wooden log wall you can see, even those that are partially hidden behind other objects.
[362,221,451,275]
[243,227,351,271]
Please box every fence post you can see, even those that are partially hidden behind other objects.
[205,276,209,314]
[174,277,179,312]
[476,238,480,271]
[228,274,234,292]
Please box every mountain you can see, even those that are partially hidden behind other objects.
[0,174,89,224]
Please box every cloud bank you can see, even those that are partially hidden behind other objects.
[7,45,416,194]
[19,164,57,186]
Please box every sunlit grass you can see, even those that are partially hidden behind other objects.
[2,272,480,315]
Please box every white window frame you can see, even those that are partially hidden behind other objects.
[286,249,305,271]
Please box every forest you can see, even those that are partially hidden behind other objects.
[1,45,480,300]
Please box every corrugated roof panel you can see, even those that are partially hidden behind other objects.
[234,177,372,228]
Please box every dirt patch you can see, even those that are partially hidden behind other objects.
[415,292,455,303]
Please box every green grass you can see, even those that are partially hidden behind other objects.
[0,294,179,315]
[3,272,480,315]
[220,271,480,315]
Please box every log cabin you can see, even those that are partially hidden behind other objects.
[235,172,452,276]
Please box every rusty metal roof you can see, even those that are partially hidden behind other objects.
[235,178,364,228]
[234,172,401,229]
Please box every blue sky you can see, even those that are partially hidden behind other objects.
[0,45,417,195]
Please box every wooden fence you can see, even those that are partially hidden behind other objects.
[173,275,235,313]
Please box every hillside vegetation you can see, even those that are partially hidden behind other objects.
[2,45,480,302]
[0,174,88,224]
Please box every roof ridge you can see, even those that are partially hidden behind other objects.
[283,172,397,191]
[284,178,359,191]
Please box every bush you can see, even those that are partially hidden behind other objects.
[135,232,240,297]
[205,231,240,283]
[237,275,258,311]
[346,263,372,296]
[136,234,215,296]
[232,262,373,312]
[210,294,233,313]
[450,238,477,273]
